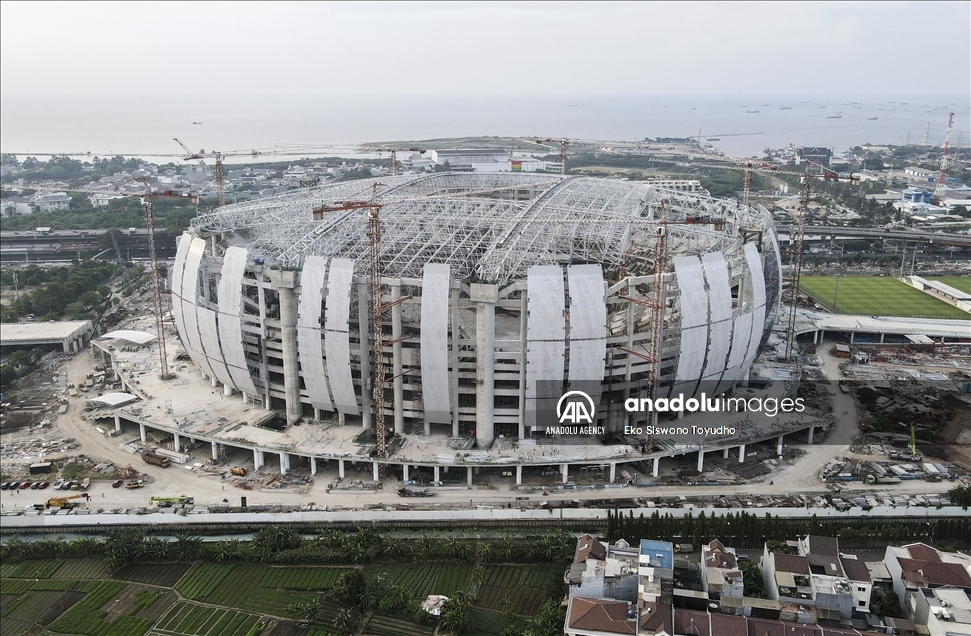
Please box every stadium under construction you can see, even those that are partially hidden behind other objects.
[93,173,829,484]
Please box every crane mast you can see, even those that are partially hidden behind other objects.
[367,187,387,458]
[934,112,955,203]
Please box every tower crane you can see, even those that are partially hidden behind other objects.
[139,185,199,379]
[372,147,425,177]
[535,138,570,175]
[933,112,955,204]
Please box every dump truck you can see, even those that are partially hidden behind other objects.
[126,479,144,489]
[45,493,91,509]
[141,451,171,468]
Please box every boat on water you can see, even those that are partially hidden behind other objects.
[707,138,721,142]
[193,121,202,125]
[746,109,760,113]
[868,116,878,120]
[827,112,843,119]
[780,106,792,110]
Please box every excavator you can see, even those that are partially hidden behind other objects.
[44,493,91,509]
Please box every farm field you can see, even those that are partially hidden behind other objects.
[800,276,970,319]
[1,556,562,636]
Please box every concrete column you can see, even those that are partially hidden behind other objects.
[609,463,616,483]
[314,408,322,421]
[254,449,264,469]
[403,464,409,482]
[777,434,784,457]
[212,377,219,388]
[63,339,72,353]
[471,284,497,449]
[813,330,819,344]
[114,414,122,432]
[434,466,440,483]
[697,450,705,472]
[356,281,372,432]
[173,433,181,452]
[516,465,522,485]
[72,340,79,353]
[270,270,302,424]
[391,282,404,435]
[211,442,218,460]
[280,453,288,475]
[338,459,345,479]
[723,447,730,459]
[224,384,234,397]
[373,462,380,482]
[310,457,317,476]
[807,425,814,444]
[467,466,473,486]
[739,444,746,463]
[561,463,569,484]
[139,422,146,442]
[652,457,660,477]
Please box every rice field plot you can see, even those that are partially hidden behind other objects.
[28,579,101,592]
[238,587,318,616]
[116,562,194,588]
[174,563,235,602]
[47,580,153,636]
[363,564,474,599]
[52,558,109,580]
[0,580,33,595]
[155,601,261,636]
[1,560,61,579]
[800,276,970,319]
[467,608,508,634]
[363,615,435,636]
[258,567,352,590]
[2,591,63,622]
[474,565,557,616]
[0,617,31,636]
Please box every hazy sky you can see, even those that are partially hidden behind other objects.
[2,1,969,100]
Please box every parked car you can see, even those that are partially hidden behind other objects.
[38,482,50,489]
[112,479,124,488]
[0,482,10,490]
[53,479,65,490]
[19,482,32,490]
[30,482,41,490]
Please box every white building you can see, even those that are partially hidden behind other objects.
[33,192,72,212]
[1,196,32,216]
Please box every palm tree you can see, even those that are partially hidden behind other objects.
[332,608,352,635]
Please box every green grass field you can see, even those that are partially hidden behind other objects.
[927,277,971,293]
[800,276,971,319]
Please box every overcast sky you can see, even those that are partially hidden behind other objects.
[2,1,969,101]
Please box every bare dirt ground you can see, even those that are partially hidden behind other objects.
[2,338,962,516]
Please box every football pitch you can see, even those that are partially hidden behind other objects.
[800,276,971,320]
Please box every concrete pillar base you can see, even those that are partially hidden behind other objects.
[739,444,746,463]
[310,457,317,476]
[373,462,379,482]
[173,433,180,453]
[224,384,233,397]
[403,464,409,482]
[254,449,264,470]
[777,434,784,457]
[434,466,440,483]
[516,465,522,485]
[280,453,288,475]
[114,414,122,432]
[467,466,473,487]
[609,463,616,483]
[211,442,218,461]
[652,457,660,478]
[723,447,730,459]
[697,450,705,472]
[561,463,569,484]
[139,422,146,442]
[807,425,814,444]
[339,459,345,479]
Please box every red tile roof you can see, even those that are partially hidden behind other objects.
[566,597,636,635]
[773,554,811,575]
[905,543,942,563]
[576,533,607,563]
